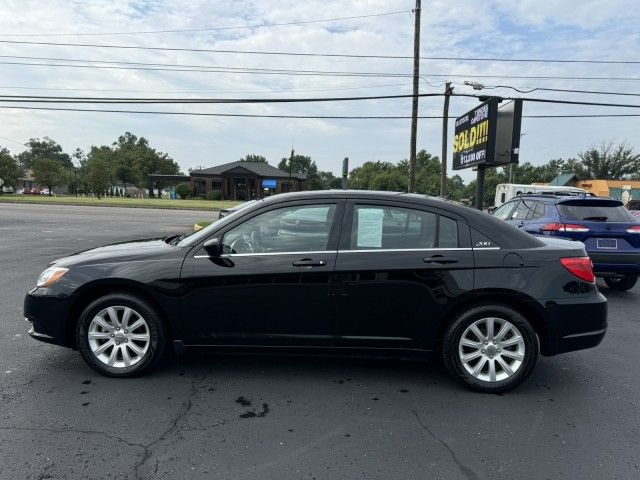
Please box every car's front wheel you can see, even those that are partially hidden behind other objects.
[442,304,538,393]
[603,275,638,292]
[76,293,166,377]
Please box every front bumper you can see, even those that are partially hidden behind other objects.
[541,291,608,356]
[588,251,640,275]
[24,289,74,348]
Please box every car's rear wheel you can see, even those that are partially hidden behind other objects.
[442,304,538,393]
[76,293,165,377]
[603,275,638,292]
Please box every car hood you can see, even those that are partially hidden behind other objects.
[52,238,178,267]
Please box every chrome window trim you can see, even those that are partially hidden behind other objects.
[194,250,336,259]
[193,246,500,259]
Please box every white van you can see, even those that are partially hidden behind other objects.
[493,183,589,208]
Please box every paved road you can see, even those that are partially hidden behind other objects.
[1,203,639,480]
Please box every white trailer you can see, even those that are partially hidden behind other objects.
[493,183,588,207]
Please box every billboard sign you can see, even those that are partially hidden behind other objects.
[492,99,523,167]
[452,98,522,170]
[452,101,492,170]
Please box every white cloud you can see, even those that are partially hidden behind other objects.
[0,0,638,181]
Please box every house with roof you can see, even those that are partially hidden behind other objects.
[148,161,307,201]
[546,172,640,205]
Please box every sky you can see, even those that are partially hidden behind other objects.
[0,0,638,182]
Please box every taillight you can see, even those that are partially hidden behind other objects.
[560,257,595,283]
[626,225,640,234]
[542,223,589,233]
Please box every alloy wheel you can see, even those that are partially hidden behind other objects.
[87,306,150,368]
[458,317,525,382]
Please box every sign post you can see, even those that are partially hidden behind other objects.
[452,98,522,210]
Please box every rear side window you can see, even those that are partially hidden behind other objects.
[438,216,459,248]
[510,201,533,220]
[349,205,458,250]
[558,203,635,222]
[530,201,546,220]
[493,202,516,220]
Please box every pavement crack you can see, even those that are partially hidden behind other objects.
[0,425,146,450]
[133,378,200,480]
[409,408,481,480]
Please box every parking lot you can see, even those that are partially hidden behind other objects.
[1,203,639,480]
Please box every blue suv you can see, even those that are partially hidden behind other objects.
[493,194,640,291]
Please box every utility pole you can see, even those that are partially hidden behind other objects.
[408,0,421,193]
[440,82,453,197]
[342,157,349,189]
[289,148,294,192]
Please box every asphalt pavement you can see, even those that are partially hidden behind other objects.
[0,203,639,480]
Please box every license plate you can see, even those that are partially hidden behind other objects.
[596,238,617,249]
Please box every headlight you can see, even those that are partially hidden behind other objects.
[36,266,69,288]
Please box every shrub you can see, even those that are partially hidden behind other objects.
[175,182,192,199]
[206,189,222,201]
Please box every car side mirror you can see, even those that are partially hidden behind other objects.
[203,237,221,257]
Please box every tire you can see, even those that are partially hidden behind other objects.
[603,275,638,292]
[76,293,166,377]
[442,304,538,393]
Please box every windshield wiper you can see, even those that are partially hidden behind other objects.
[582,216,608,221]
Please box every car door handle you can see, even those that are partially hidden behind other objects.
[292,258,327,267]
[423,255,458,264]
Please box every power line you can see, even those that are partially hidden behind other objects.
[0,39,637,65]
[0,10,410,37]
[0,82,410,95]
[0,92,451,104]
[462,82,640,97]
[2,59,640,83]
[0,104,638,119]
[0,134,24,146]
[1,93,639,109]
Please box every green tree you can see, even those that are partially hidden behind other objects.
[0,147,21,195]
[111,132,180,196]
[175,182,192,199]
[239,154,268,163]
[32,157,64,195]
[85,146,114,198]
[16,137,72,170]
[574,141,640,179]
[278,154,327,190]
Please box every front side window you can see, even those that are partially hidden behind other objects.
[349,205,458,250]
[222,204,336,254]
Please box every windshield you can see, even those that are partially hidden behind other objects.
[177,200,263,247]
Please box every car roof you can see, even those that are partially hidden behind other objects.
[260,190,543,249]
[507,193,608,204]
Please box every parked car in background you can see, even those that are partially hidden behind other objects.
[29,188,41,195]
[25,191,607,392]
[218,199,258,219]
[1,186,15,194]
[492,194,640,291]
[626,199,640,220]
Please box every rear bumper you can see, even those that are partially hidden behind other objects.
[24,289,74,348]
[540,291,608,356]
[588,251,640,276]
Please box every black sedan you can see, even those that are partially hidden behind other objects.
[24,191,607,392]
